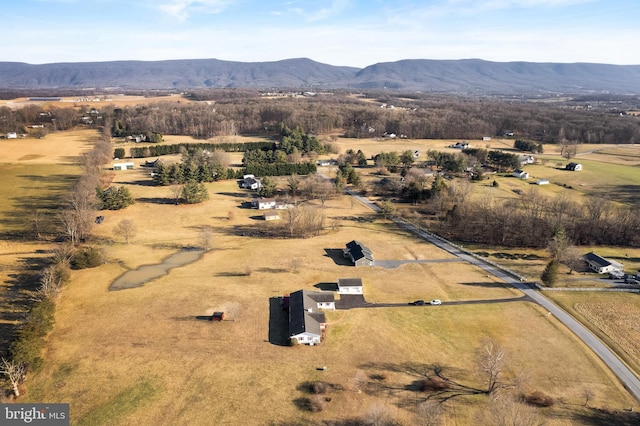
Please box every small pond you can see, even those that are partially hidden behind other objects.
[109,248,205,291]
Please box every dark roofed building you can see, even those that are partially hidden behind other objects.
[566,162,583,171]
[288,290,335,345]
[583,252,623,275]
[344,240,374,267]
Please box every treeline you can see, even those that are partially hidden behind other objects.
[128,141,276,158]
[244,162,317,177]
[43,92,636,143]
[4,92,640,144]
[413,185,640,248]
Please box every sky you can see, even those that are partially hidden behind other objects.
[2,0,639,67]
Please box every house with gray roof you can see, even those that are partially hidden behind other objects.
[337,278,363,295]
[289,290,335,345]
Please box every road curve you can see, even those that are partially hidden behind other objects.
[347,189,640,402]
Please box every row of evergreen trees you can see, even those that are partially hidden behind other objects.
[128,141,276,158]
[151,161,317,186]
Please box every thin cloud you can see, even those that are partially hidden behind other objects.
[158,0,236,20]
[306,0,349,22]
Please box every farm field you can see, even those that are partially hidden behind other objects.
[21,183,637,424]
[547,292,640,385]
[2,129,640,424]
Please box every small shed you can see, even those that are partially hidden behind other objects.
[113,162,134,171]
[211,312,225,321]
[264,211,280,221]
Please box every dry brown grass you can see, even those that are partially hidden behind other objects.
[1,129,638,424]
[549,291,640,378]
[575,302,640,365]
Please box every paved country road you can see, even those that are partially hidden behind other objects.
[346,188,640,403]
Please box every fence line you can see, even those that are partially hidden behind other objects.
[393,215,640,293]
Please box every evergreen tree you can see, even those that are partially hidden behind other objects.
[258,176,277,198]
[541,259,560,287]
[182,181,209,204]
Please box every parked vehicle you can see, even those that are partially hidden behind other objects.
[409,300,425,306]
[429,300,442,305]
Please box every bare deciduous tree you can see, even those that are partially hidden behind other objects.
[198,227,213,251]
[170,184,184,205]
[32,209,43,239]
[476,338,511,398]
[114,219,137,244]
[351,369,368,393]
[363,403,396,426]
[34,265,64,301]
[477,397,544,426]
[416,400,444,426]
[582,388,595,407]
[1,358,25,398]
[57,209,82,244]
[561,245,584,274]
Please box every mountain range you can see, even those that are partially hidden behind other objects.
[1,58,639,95]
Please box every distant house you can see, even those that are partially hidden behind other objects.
[583,252,623,275]
[113,162,134,170]
[513,169,529,179]
[566,162,583,171]
[519,155,535,165]
[263,211,280,221]
[239,174,262,190]
[125,134,146,143]
[449,142,470,149]
[317,159,337,167]
[536,179,549,185]
[253,198,276,210]
[343,240,374,267]
[274,200,294,210]
[482,136,491,141]
[6,132,17,139]
[288,290,335,345]
[337,278,363,295]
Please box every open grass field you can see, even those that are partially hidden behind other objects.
[547,292,640,386]
[2,129,640,424]
[0,94,194,111]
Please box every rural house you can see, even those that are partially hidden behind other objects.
[449,142,470,149]
[288,290,335,345]
[566,162,583,171]
[343,240,374,267]
[513,169,529,179]
[252,198,276,210]
[239,174,262,190]
[337,278,363,295]
[317,159,337,167]
[583,252,623,275]
[519,155,535,165]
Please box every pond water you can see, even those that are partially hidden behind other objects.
[109,248,205,291]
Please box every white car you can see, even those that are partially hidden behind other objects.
[430,299,442,305]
